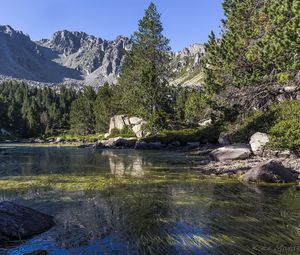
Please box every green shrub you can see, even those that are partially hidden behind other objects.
[228,111,276,143]
[144,124,223,144]
[227,100,300,150]
[267,101,300,150]
[108,126,136,139]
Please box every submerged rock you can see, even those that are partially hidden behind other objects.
[0,202,55,242]
[210,144,252,161]
[241,159,298,183]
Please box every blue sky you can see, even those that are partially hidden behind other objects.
[0,0,224,51]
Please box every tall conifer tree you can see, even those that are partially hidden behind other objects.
[118,2,172,129]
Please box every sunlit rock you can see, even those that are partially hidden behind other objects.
[210,144,252,161]
[250,132,269,155]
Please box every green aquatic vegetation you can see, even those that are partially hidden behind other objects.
[0,172,240,193]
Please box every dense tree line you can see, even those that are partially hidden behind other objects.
[0,81,77,137]
[0,81,204,138]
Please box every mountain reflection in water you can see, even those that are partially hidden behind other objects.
[0,145,299,255]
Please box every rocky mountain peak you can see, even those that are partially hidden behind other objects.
[175,44,205,56]
[0,25,30,41]
[39,30,103,56]
[0,25,132,87]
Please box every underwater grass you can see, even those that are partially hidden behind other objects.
[0,172,241,192]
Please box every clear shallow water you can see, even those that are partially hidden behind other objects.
[0,144,299,255]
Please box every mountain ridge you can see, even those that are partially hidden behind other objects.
[0,25,204,87]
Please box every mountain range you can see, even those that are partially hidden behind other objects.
[0,25,204,87]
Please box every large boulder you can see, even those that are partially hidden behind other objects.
[241,160,298,183]
[129,117,143,125]
[210,144,252,161]
[250,132,269,155]
[0,202,55,242]
[132,121,147,138]
[109,115,127,133]
[108,115,148,138]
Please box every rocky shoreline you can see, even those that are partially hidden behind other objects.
[189,147,300,180]
[1,134,300,185]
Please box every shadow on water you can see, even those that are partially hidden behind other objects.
[0,145,299,255]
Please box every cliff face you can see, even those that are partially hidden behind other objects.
[0,25,205,87]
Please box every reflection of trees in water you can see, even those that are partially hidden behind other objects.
[206,184,300,255]
[0,147,158,177]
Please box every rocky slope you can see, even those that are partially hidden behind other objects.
[171,44,205,86]
[0,25,131,87]
[0,25,204,87]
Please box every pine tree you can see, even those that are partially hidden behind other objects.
[118,2,172,129]
[203,0,300,113]
[94,82,116,132]
[70,87,96,135]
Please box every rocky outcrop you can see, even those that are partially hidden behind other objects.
[0,202,55,242]
[108,115,147,138]
[241,159,298,183]
[210,144,252,161]
[250,132,269,155]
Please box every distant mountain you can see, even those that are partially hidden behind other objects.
[171,44,205,86]
[0,25,204,87]
[0,25,131,87]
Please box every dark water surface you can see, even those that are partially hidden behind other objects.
[0,144,299,255]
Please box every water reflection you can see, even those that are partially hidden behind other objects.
[101,150,146,177]
[0,145,299,255]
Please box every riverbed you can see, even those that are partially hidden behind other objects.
[0,144,299,255]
